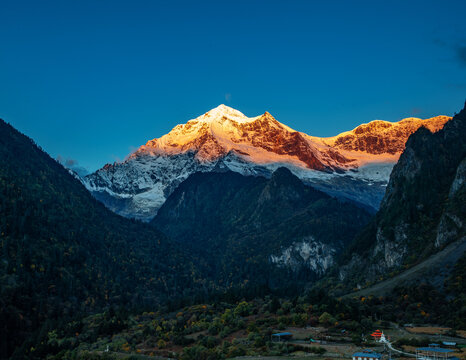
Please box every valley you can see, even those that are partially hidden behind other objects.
[38,287,466,360]
[0,102,464,360]
[2,1,466,359]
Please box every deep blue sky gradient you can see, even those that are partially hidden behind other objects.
[1,0,465,171]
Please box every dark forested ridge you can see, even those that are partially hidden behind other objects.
[329,101,466,293]
[0,120,207,359]
[152,167,372,288]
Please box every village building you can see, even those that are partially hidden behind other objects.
[415,344,459,360]
[352,349,383,360]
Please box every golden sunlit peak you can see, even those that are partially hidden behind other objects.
[199,104,258,124]
[204,104,245,116]
[211,104,233,111]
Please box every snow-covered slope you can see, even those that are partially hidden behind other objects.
[83,105,450,220]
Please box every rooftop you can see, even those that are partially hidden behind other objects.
[353,350,382,358]
[416,347,454,353]
[272,332,293,337]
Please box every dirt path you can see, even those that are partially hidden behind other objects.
[384,339,416,357]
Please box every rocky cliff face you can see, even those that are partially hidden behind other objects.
[83,105,450,220]
[435,157,466,248]
[270,237,337,274]
[338,102,466,290]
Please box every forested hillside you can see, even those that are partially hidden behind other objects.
[0,120,206,359]
[152,167,372,288]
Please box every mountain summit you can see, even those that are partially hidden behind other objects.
[133,104,321,167]
[84,105,450,220]
[191,104,261,124]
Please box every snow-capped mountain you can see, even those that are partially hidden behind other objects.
[83,105,450,221]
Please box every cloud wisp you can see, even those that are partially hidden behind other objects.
[56,155,89,177]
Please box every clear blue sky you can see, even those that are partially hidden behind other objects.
[1,0,465,172]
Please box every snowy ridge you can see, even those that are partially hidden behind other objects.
[83,105,450,221]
